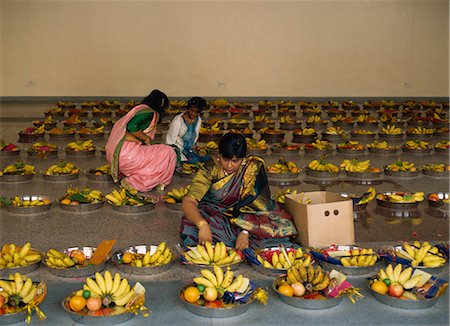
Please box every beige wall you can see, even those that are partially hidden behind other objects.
[1,0,448,97]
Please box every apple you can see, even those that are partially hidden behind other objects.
[0,295,5,308]
[291,282,306,297]
[388,283,404,297]
[203,286,218,302]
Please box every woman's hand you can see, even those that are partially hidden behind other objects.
[235,231,249,250]
[198,224,212,245]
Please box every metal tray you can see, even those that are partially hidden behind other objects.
[434,147,450,154]
[180,284,253,318]
[108,199,156,214]
[318,259,383,277]
[0,255,41,277]
[44,246,108,278]
[272,277,343,309]
[0,174,34,182]
[270,146,301,155]
[267,172,301,181]
[59,201,104,212]
[85,170,113,182]
[383,169,421,178]
[427,192,449,210]
[198,133,223,143]
[279,123,299,131]
[62,296,135,325]
[377,133,404,140]
[65,149,96,156]
[247,148,267,156]
[304,147,334,155]
[349,133,376,140]
[27,150,58,158]
[345,171,381,179]
[259,133,285,144]
[5,195,53,215]
[376,192,420,210]
[321,134,345,143]
[422,170,450,178]
[48,133,76,140]
[291,134,317,144]
[401,147,432,154]
[42,172,80,181]
[78,133,105,140]
[0,310,28,325]
[0,150,21,158]
[112,244,176,275]
[369,287,441,310]
[305,169,339,179]
[405,132,434,139]
[368,147,398,155]
[336,147,365,155]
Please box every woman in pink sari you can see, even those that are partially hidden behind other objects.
[105,90,177,192]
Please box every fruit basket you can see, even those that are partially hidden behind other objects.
[227,118,250,130]
[111,242,175,275]
[65,140,96,156]
[43,246,109,278]
[270,142,301,155]
[310,245,381,276]
[367,141,399,154]
[259,129,285,144]
[368,263,448,309]
[245,246,313,277]
[335,140,365,154]
[0,141,21,158]
[162,185,190,211]
[245,138,268,155]
[179,241,243,272]
[406,126,435,139]
[427,192,450,210]
[421,164,450,178]
[176,162,205,178]
[340,159,381,179]
[180,266,266,318]
[266,159,301,180]
[305,159,340,178]
[77,126,105,139]
[0,273,47,324]
[303,140,334,155]
[321,126,348,142]
[45,107,65,117]
[198,131,223,143]
[47,127,76,139]
[383,160,420,178]
[278,116,300,130]
[349,129,376,140]
[62,271,149,325]
[291,128,317,143]
[58,186,104,212]
[273,266,362,309]
[0,161,36,182]
[42,161,80,181]
[0,242,42,276]
[377,124,404,140]
[105,187,157,213]
[4,195,53,215]
[375,191,424,210]
[434,140,450,153]
[85,165,112,182]
[401,140,432,154]
[26,141,59,158]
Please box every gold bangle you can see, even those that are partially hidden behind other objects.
[196,220,208,229]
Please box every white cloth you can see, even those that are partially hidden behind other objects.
[165,113,202,161]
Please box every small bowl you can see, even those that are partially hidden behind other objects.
[0,248,41,277]
[376,192,421,210]
[5,195,53,215]
[42,171,80,182]
[59,200,104,212]
[305,168,339,179]
[291,134,317,144]
[383,168,420,178]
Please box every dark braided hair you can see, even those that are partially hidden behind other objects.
[218,133,247,158]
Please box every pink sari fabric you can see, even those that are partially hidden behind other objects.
[105,104,177,192]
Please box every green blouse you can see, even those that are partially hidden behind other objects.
[126,112,154,133]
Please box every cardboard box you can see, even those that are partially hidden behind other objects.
[285,191,354,248]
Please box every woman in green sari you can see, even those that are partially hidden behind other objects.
[180,133,297,250]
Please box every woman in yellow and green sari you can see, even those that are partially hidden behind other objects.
[180,133,297,250]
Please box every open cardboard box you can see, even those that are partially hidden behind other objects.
[285,191,355,248]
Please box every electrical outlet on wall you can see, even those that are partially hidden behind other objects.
[217,81,226,88]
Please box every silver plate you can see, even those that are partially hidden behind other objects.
[0,310,27,325]
[336,147,365,155]
[383,169,421,178]
[291,134,317,143]
[112,244,176,275]
[65,149,96,156]
[108,199,156,214]
[59,201,104,212]
[45,246,108,278]
[85,170,113,182]
[350,133,376,140]
[62,297,134,325]
[180,284,253,318]
[5,195,53,215]
[427,192,450,210]
[0,150,21,158]
[318,259,383,277]
[272,277,343,309]
[369,287,441,310]
[48,133,76,140]
[27,150,58,157]
[279,123,299,131]
[305,169,339,179]
[270,147,301,155]
[304,148,334,155]
[368,147,398,154]
[0,174,34,182]
[321,134,345,143]
[345,171,381,179]
[401,147,432,154]
[0,253,41,277]
[405,132,434,139]
[377,133,404,139]
[42,172,80,181]
[259,133,285,144]
[376,192,420,210]
[267,172,300,181]
[422,170,450,178]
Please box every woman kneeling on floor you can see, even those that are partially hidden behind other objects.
[180,132,297,250]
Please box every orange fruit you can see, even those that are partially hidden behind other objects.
[69,295,86,312]
[122,252,134,264]
[164,197,176,204]
[42,198,52,205]
[278,284,294,297]
[70,250,86,263]
[60,198,71,205]
[184,286,200,303]
[371,280,388,295]
[86,297,102,311]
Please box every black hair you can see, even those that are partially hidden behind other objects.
[188,97,207,112]
[141,89,169,120]
[218,133,247,158]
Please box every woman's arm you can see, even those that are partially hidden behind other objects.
[182,196,212,244]
[125,130,151,144]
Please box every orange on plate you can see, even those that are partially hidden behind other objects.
[371,280,388,295]
[69,295,86,312]
[184,286,200,303]
[278,284,294,297]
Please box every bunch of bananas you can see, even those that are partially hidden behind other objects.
[377,264,425,292]
[163,185,190,203]
[379,114,398,123]
[0,161,35,176]
[330,114,354,123]
[170,99,188,107]
[63,115,82,124]
[403,140,430,150]
[257,247,311,269]
[380,125,403,135]
[101,100,121,107]
[260,127,284,134]
[273,188,298,204]
[407,126,435,135]
[337,140,364,150]
[99,117,115,124]
[205,141,218,150]
[211,98,229,107]
[194,266,250,295]
[279,116,296,123]
[45,161,80,175]
[0,243,41,269]
[60,186,103,204]
[21,125,45,135]
[91,164,111,175]
[183,241,242,266]
[200,123,221,133]
[246,138,267,150]
[267,159,300,174]
[258,100,274,107]
[352,129,375,135]
[396,241,447,268]
[340,159,371,172]
[324,126,346,135]
[421,163,450,172]
[9,196,51,207]
[305,115,323,123]
[307,159,339,173]
[254,115,272,122]
[356,114,377,123]
[356,187,377,205]
[293,128,316,135]
[304,139,332,150]
[121,242,173,267]
[367,140,397,150]
[228,118,248,124]
[303,106,321,114]
[339,248,378,267]
[78,126,105,135]
[385,160,417,172]
[45,249,79,269]
[74,271,141,307]
[182,162,204,175]
[0,273,39,306]
[28,141,59,154]
[105,187,154,206]
[285,264,332,293]
[434,140,450,149]
[48,127,76,135]
[66,140,96,151]
[376,192,424,203]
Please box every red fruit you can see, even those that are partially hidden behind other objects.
[388,283,404,297]
[0,296,4,308]
[204,300,225,309]
[86,297,102,311]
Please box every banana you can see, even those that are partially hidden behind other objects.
[204,242,214,261]
[148,248,163,264]
[86,277,103,296]
[113,278,129,299]
[272,252,279,267]
[110,272,122,295]
[402,275,422,290]
[213,265,224,287]
[307,265,315,282]
[397,267,413,285]
[287,269,299,284]
[142,251,151,266]
[19,277,33,298]
[385,264,395,282]
[104,270,113,293]
[18,243,31,258]
[115,289,135,306]
[263,260,273,269]
[197,244,211,263]
[315,274,330,291]
[392,264,402,283]
[403,243,416,258]
[226,274,243,293]
[200,269,218,287]
[22,287,37,304]
[298,265,307,282]
[193,277,215,288]
[14,272,24,294]
[312,266,324,285]
[221,268,234,288]
[291,265,302,282]
[213,244,222,262]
